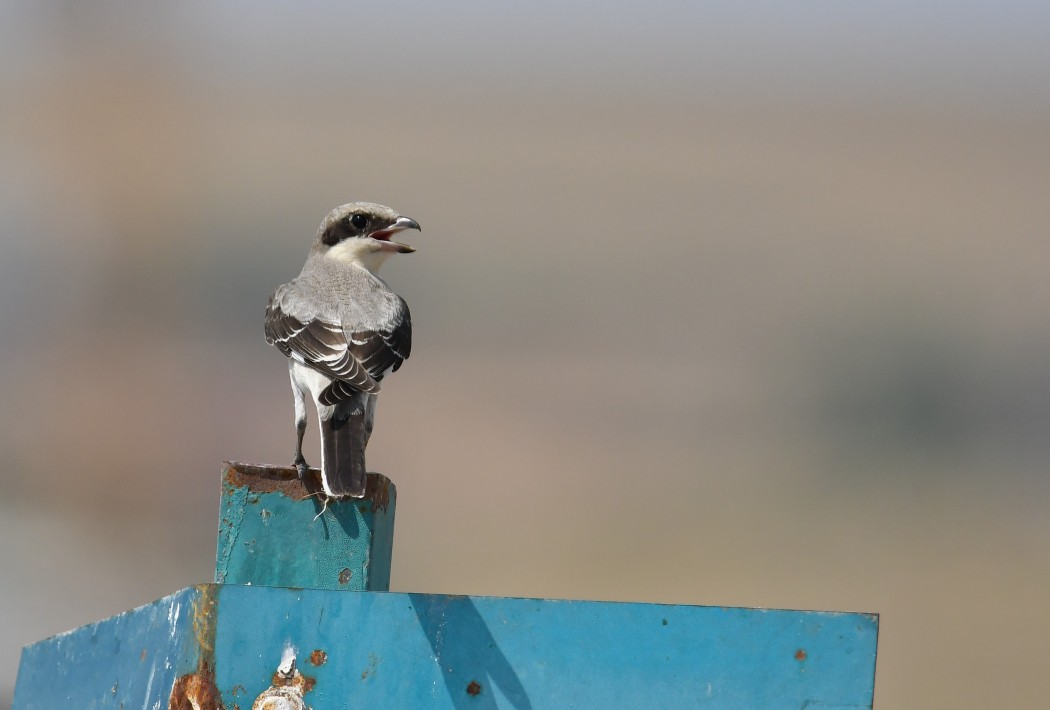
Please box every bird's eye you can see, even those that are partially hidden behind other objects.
[350,213,368,230]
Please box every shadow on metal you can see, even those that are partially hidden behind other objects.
[314,494,361,540]
[410,593,533,710]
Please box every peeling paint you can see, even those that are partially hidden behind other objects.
[144,664,156,705]
[251,647,315,710]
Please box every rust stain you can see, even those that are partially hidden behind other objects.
[794,649,807,661]
[338,568,353,585]
[253,655,317,708]
[169,585,224,710]
[466,680,482,696]
[223,462,394,511]
[269,669,315,693]
[223,461,320,501]
[169,669,223,710]
[365,474,392,513]
[191,584,219,658]
[309,650,328,666]
[361,653,380,680]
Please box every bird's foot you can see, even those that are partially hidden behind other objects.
[293,456,310,482]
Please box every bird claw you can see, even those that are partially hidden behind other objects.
[293,457,309,482]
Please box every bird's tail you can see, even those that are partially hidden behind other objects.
[319,401,368,498]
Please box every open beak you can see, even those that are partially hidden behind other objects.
[370,216,421,253]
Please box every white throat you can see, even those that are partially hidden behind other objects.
[325,239,392,275]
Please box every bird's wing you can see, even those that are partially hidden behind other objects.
[264,285,380,396]
[347,297,412,378]
[321,299,412,406]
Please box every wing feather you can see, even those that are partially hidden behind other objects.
[264,287,412,405]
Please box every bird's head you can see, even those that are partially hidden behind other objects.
[314,202,421,273]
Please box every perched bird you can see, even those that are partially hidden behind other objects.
[264,202,419,498]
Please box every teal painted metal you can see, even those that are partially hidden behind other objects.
[14,586,209,710]
[215,461,395,591]
[17,465,879,706]
[16,584,878,709]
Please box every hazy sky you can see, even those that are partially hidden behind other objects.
[3,1,1049,106]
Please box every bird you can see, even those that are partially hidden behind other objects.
[264,202,419,498]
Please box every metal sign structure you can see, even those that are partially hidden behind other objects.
[15,463,878,708]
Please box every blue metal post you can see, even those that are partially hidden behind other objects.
[215,461,395,591]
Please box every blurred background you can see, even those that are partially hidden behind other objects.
[2,1,1048,706]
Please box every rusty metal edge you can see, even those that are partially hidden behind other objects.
[168,585,223,710]
[223,461,393,508]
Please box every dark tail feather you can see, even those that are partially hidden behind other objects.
[320,402,368,498]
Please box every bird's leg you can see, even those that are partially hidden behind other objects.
[290,362,310,481]
[293,416,308,481]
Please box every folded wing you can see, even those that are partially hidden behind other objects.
[265,286,412,405]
